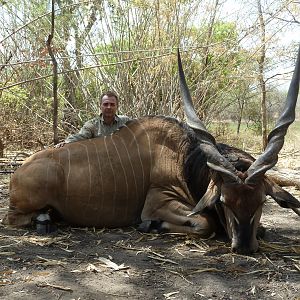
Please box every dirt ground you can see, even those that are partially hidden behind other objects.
[0,157,299,300]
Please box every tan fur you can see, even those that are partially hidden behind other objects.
[4,117,215,238]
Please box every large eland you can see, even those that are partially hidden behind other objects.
[4,45,300,254]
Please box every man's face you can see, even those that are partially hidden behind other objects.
[100,95,118,119]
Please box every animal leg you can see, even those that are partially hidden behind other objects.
[160,218,216,237]
[140,187,216,238]
[2,208,38,227]
[3,190,48,227]
[3,158,64,228]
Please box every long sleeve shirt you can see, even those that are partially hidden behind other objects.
[65,114,131,143]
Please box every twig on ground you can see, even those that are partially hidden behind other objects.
[36,282,72,291]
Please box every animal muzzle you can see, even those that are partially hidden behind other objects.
[231,224,258,254]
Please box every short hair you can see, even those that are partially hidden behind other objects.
[100,91,118,103]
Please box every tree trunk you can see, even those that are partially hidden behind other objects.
[236,97,245,135]
[199,0,220,117]
[257,0,268,150]
[47,0,59,145]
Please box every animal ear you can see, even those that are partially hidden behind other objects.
[265,177,300,209]
[188,177,221,216]
[206,161,242,184]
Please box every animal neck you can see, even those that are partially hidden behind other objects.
[131,116,191,152]
[184,146,211,202]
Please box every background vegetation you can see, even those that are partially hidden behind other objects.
[0,0,299,152]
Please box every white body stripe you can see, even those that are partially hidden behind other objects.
[91,139,105,212]
[126,125,145,197]
[103,136,117,218]
[111,134,129,218]
[137,122,153,181]
[116,127,139,203]
[65,147,71,203]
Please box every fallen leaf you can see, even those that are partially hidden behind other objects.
[87,263,101,273]
[97,257,129,271]
[70,269,83,273]
[163,291,179,299]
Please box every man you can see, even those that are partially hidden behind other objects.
[56,91,131,147]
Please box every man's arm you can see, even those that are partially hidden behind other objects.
[55,120,95,148]
[118,115,132,126]
[65,121,95,143]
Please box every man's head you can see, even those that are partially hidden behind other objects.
[100,91,118,124]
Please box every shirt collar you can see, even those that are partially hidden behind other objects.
[99,113,119,124]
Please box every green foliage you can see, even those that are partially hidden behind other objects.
[1,85,29,110]
[213,22,238,43]
[1,0,297,150]
[177,21,251,121]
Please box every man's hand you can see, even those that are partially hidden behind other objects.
[54,141,66,148]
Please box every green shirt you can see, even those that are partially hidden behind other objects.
[65,114,131,143]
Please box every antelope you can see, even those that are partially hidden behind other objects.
[3,45,300,254]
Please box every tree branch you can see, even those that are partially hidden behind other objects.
[46,0,59,145]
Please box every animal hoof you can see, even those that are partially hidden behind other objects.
[36,223,57,235]
[138,220,163,233]
[36,213,57,235]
